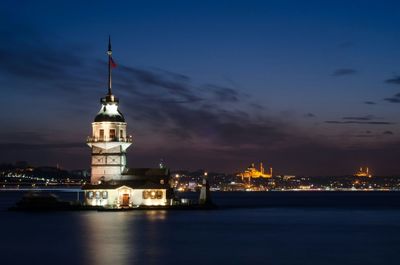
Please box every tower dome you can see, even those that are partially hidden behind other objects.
[94,97,126,122]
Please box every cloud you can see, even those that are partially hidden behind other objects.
[0,38,81,81]
[385,76,400,85]
[332,68,357,76]
[0,27,287,154]
[2,20,400,175]
[364,101,376,105]
[383,131,394,135]
[203,84,239,102]
[342,115,376,121]
[0,23,292,168]
[116,65,203,104]
[0,23,102,101]
[111,64,289,149]
[304,113,316,118]
[325,121,394,125]
[353,134,375,138]
[384,93,400,103]
[0,142,84,150]
[0,131,49,142]
[325,115,390,125]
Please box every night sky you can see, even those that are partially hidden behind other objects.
[1,0,400,175]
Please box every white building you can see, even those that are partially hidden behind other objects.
[83,37,173,208]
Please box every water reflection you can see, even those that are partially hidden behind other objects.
[82,212,135,265]
[81,211,168,265]
[145,210,167,221]
[3,191,400,265]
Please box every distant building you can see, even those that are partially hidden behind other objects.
[237,162,273,184]
[82,38,173,208]
[354,167,372,178]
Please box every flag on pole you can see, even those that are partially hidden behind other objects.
[110,57,117,68]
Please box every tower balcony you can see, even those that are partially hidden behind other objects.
[87,135,133,143]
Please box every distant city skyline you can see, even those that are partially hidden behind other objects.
[1,0,400,175]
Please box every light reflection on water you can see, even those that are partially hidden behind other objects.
[82,212,133,265]
[79,210,169,265]
[2,192,400,265]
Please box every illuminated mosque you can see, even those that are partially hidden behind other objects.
[237,162,273,184]
[354,167,372,178]
[82,38,174,208]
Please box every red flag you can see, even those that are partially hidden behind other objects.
[110,57,117,68]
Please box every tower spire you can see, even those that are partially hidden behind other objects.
[107,35,113,95]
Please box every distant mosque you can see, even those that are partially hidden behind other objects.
[82,38,174,207]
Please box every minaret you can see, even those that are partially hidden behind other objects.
[87,37,132,184]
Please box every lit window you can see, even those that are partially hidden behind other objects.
[160,179,164,184]
[143,190,163,199]
[110,129,116,140]
[99,129,104,140]
[88,191,94,199]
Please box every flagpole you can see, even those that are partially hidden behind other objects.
[107,36,112,95]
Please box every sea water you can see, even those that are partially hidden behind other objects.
[1,191,400,265]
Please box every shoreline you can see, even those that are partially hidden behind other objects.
[0,187,399,192]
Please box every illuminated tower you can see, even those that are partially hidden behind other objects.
[87,37,132,184]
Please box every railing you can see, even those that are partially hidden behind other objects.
[87,135,133,143]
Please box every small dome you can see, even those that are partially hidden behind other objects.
[94,104,125,122]
[94,112,125,122]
